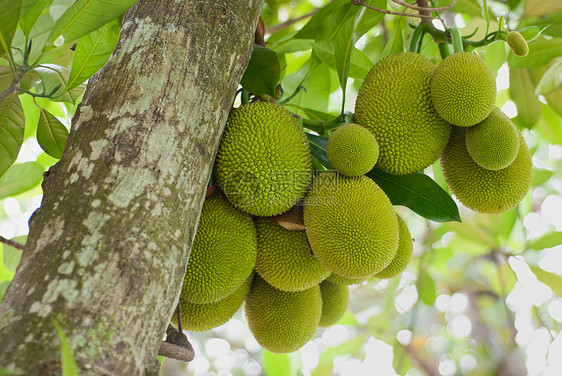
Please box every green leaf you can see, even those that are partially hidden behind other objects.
[0,65,12,92]
[294,0,348,40]
[51,317,79,376]
[0,0,21,54]
[0,282,11,303]
[366,169,461,223]
[519,25,550,43]
[529,265,562,297]
[508,37,562,68]
[0,162,43,199]
[532,168,555,186]
[509,68,541,128]
[476,0,490,35]
[36,107,69,158]
[0,92,25,178]
[262,351,300,376]
[46,0,136,47]
[240,45,281,97]
[19,0,53,36]
[535,58,562,95]
[528,231,562,250]
[311,41,371,80]
[332,0,384,108]
[67,17,121,91]
[2,236,25,272]
[306,133,332,169]
[381,18,404,58]
[34,64,85,103]
[416,269,436,305]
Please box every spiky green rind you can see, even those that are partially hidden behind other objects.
[326,123,379,177]
[440,127,532,214]
[326,273,367,285]
[430,52,496,127]
[174,272,253,332]
[303,172,399,278]
[245,275,322,353]
[215,102,313,216]
[374,215,413,279]
[181,193,257,304]
[254,217,330,292]
[355,52,451,175]
[465,107,520,171]
[319,281,349,327]
[506,31,529,57]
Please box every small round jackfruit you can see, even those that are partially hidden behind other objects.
[506,31,529,57]
[174,272,253,332]
[215,102,313,216]
[254,217,330,292]
[319,281,349,327]
[465,107,520,171]
[326,123,379,177]
[431,52,496,127]
[326,273,366,285]
[440,127,532,214]
[373,215,413,279]
[304,172,399,278]
[181,193,257,304]
[355,52,451,175]
[245,275,322,353]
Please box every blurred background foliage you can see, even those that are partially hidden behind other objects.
[1,0,562,375]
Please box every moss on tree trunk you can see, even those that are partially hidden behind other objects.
[0,0,263,374]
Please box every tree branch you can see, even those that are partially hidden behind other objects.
[265,8,320,34]
[0,235,25,251]
[391,0,457,12]
[352,0,436,20]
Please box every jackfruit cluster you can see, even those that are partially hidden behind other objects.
[170,45,534,355]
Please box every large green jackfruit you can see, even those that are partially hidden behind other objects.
[215,102,313,216]
[181,193,257,304]
[174,272,253,332]
[319,280,349,327]
[440,127,532,214]
[326,273,367,286]
[430,52,496,127]
[373,215,413,279]
[245,275,322,353]
[326,123,379,177]
[355,52,451,175]
[255,217,330,292]
[304,172,399,278]
[465,107,520,171]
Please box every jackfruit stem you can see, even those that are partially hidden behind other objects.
[298,112,353,135]
[438,42,451,59]
[408,23,426,53]
[449,27,464,53]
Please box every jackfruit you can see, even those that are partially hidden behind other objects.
[181,193,257,304]
[355,52,451,175]
[465,107,519,171]
[373,215,413,279]
[215,102,313,216]
[245,275,322,353]
[254,217,330,292]
[506,31,529,57]
[326,123,379,177]
[319,280,349,327]
[440,127,532,214]
[326,273,366,285]
[303,172,399,278]
[430,52,496,127]
[173,272,253,332]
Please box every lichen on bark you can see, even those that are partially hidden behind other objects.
[0,0,264,374]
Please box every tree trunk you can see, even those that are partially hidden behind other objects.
[0,0,263,374]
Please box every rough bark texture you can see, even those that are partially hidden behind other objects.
[0,0,263,374]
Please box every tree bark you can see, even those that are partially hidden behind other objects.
[0,0,263,374]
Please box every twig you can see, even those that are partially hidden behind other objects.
[265,8,320,34]
[0,235,25,251]
[352,0,436,20]
[158,324,194,362]
[391,0,457,12]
